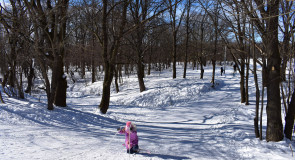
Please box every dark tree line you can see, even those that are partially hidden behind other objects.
[0,0,295,142]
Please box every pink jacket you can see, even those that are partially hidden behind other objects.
[119,129,138,149]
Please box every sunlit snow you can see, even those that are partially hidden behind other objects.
[0,63,293,160]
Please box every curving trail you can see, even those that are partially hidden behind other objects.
[0,65,292,160]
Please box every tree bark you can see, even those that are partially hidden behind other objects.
[252,20,260,138]
[200,21,205,79]
[168,0,183,79]
[25,60,35,94]
[53,55,67,107]
[265,0,283,142]
[115,65,119,93]
[137,58,146,92]
[285,90,295,139]
[183,0,191,79]
[0,91,4,103]
[211,1,219,86]
[99,0,129,114]
[237,0,283,141]
[265,53,283,141]
[245,52,250,105]
[23,0,69,110]
[172,29,177,79]
[100,63,114,114]
[131,0,147,92]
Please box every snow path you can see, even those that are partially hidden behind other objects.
[114,76,251,159]
[0,65,293,159]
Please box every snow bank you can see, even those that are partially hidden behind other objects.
[0,64,294,160]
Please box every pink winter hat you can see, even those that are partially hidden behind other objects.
[126,121,131,127]
[125,121,132,133]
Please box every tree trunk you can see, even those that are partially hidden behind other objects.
[54,76,67,107]
[266,50,283,141]
[211,60,215,85]
[280,1,292,82]
[183,0,190,79]
[137,57,146,92]
[53,54,67,107]
[54,57,67,107]
[115,65,119,93]
[25,60,35,94]
[172,29,177,79]
[53,1,68,107]
[265,0,283,142]
[99,64,114,114]
[16,71,24,99]
[200,23,204,79]
[200,63,204,79]
[168,0,182,79]
[148,46,152,75]
[23,0,69,110]
[245,53,250,105]
[99,0,110,114]
[254,65,260,138]
[284,90,295,139]
[99,0,128,114]
[0,91,4,103]
[252,21,260,138]
[211,1,218,86]
[240,61,245,103]
[92,37,96,83]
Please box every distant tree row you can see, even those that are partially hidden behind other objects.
[0,0,294,142]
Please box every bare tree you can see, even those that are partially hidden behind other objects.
[251,19,260,138]
[183,0,191,79]
[94,0,178,113]
[197,0,223,86]
[280,0,294,82]
[282,0,295,140]
[128,0,150,92]
[97,0,129,114]
[190,10,210,79]
[167,0,185,79]
[0,0,29,99]
[239,0,283,141]
[24,0,69,110]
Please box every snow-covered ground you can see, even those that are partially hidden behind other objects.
[0,63,294,160]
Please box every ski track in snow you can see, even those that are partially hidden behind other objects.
[0,64,294,160]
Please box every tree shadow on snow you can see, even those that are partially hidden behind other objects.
[138,152,189,160]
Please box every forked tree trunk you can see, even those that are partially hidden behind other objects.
[131,0,147,92]
[99,0,128,114]
[24,0,69,110]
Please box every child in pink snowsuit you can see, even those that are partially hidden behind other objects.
[118,121,139,154]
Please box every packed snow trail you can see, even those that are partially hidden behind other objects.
[0,65,293,159]
[119,78,243,159]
